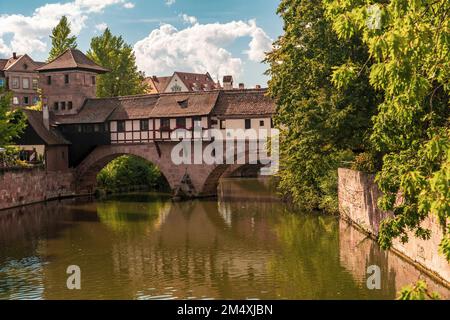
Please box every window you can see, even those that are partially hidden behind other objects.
[12,77,19,89]
[193,116,202,128]
[47,76,52,85]
[23,96,29,105]
[32,79,38,90]
[117,121,125,132]
[92,76,96,85]
[12,97,19,105]
[260,120,265,127]
[33,96,39,104]
[176,118,186,128]
[140,119,149,131]
[54,102,59,111]
[220,120,226,130]
[68,101,73,110]
[211,119,218,126]
[65,74,69,84]
[160,118,170,130]
[0,78,5,88]
[245,119,251,129]
[83,125,93,133]
[22,78,30,89]
[60,101,66,110]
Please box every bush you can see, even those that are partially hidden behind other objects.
[351,152,380,174]
[97,155,164,193]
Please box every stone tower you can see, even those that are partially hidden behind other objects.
[37,49,109,115]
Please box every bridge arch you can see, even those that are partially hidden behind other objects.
[75,142,270,197]
[75,144,177,193]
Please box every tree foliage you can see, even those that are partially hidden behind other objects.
[97,155,162,192]
[265,0,380,213]
[397,280,440,300]
[0,90,26,147]
[48,16,77,61]
[324,0,450,259]
[87,28,147,98]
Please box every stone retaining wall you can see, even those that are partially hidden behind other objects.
[338,168,449,285]
[0,168,76,210]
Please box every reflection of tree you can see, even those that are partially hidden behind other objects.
[96,194,171,233]
[268,212,372,299]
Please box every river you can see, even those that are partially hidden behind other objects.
[0,178,448,300]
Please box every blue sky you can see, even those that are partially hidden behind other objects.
[0,0,283,87]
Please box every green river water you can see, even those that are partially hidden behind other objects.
[0,178,448,300]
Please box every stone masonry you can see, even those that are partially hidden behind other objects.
[338,168,450,285]
[0,168,76,210]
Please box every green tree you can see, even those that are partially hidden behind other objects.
[265,0,381,213]
[0,90,26,147]
[87,28,147,98]
[324,0,450,260]
[97,155,162,193]
[48,16,77,61]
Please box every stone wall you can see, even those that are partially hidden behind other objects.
[338,168,450,285]
[0,168,76,210]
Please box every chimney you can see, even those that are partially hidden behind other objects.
[239,83,245,90]
[223,75,233,90]
[13,52,17,59]
[255,85,261,89]
[43,104,50,130]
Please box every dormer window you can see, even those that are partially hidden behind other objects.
[177,99,188,109]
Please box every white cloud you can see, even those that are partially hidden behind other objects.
[165,0,176,6]
[133,20,273,81]
[0,0,127,58]
[180,14,198,25]
[95,23,108,32]
[123,2,135,9]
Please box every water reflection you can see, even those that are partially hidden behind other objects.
[0,178,448,300]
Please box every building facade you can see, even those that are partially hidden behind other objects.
[0,53,44,108]
[15,49,275,171]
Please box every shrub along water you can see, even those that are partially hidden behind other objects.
[96,155,167,194]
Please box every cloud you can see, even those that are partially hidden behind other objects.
[0,0,127,57]
[180,14,198,25]
[95,23,108,32]
[123,2,135,9]
[165,0,176,6]
[133,20,273,81]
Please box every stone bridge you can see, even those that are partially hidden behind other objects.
[75,141,266,198]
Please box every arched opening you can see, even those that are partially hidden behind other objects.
[77,153,171,195]
[200,163,265,197]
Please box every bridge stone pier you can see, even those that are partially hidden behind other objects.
[75,141,265,198]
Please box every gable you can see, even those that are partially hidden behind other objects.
[5,55,41,73]
[164,74,189,93]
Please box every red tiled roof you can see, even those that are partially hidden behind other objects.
[174,71,216,91]
[50,89,274,124]
[108,95,160,120]
[214,89,275,118]
[0,59,8,70]
[37,49,109,73]
[151,91,219,118]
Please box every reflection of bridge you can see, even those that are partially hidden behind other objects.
[14,49,276,198]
